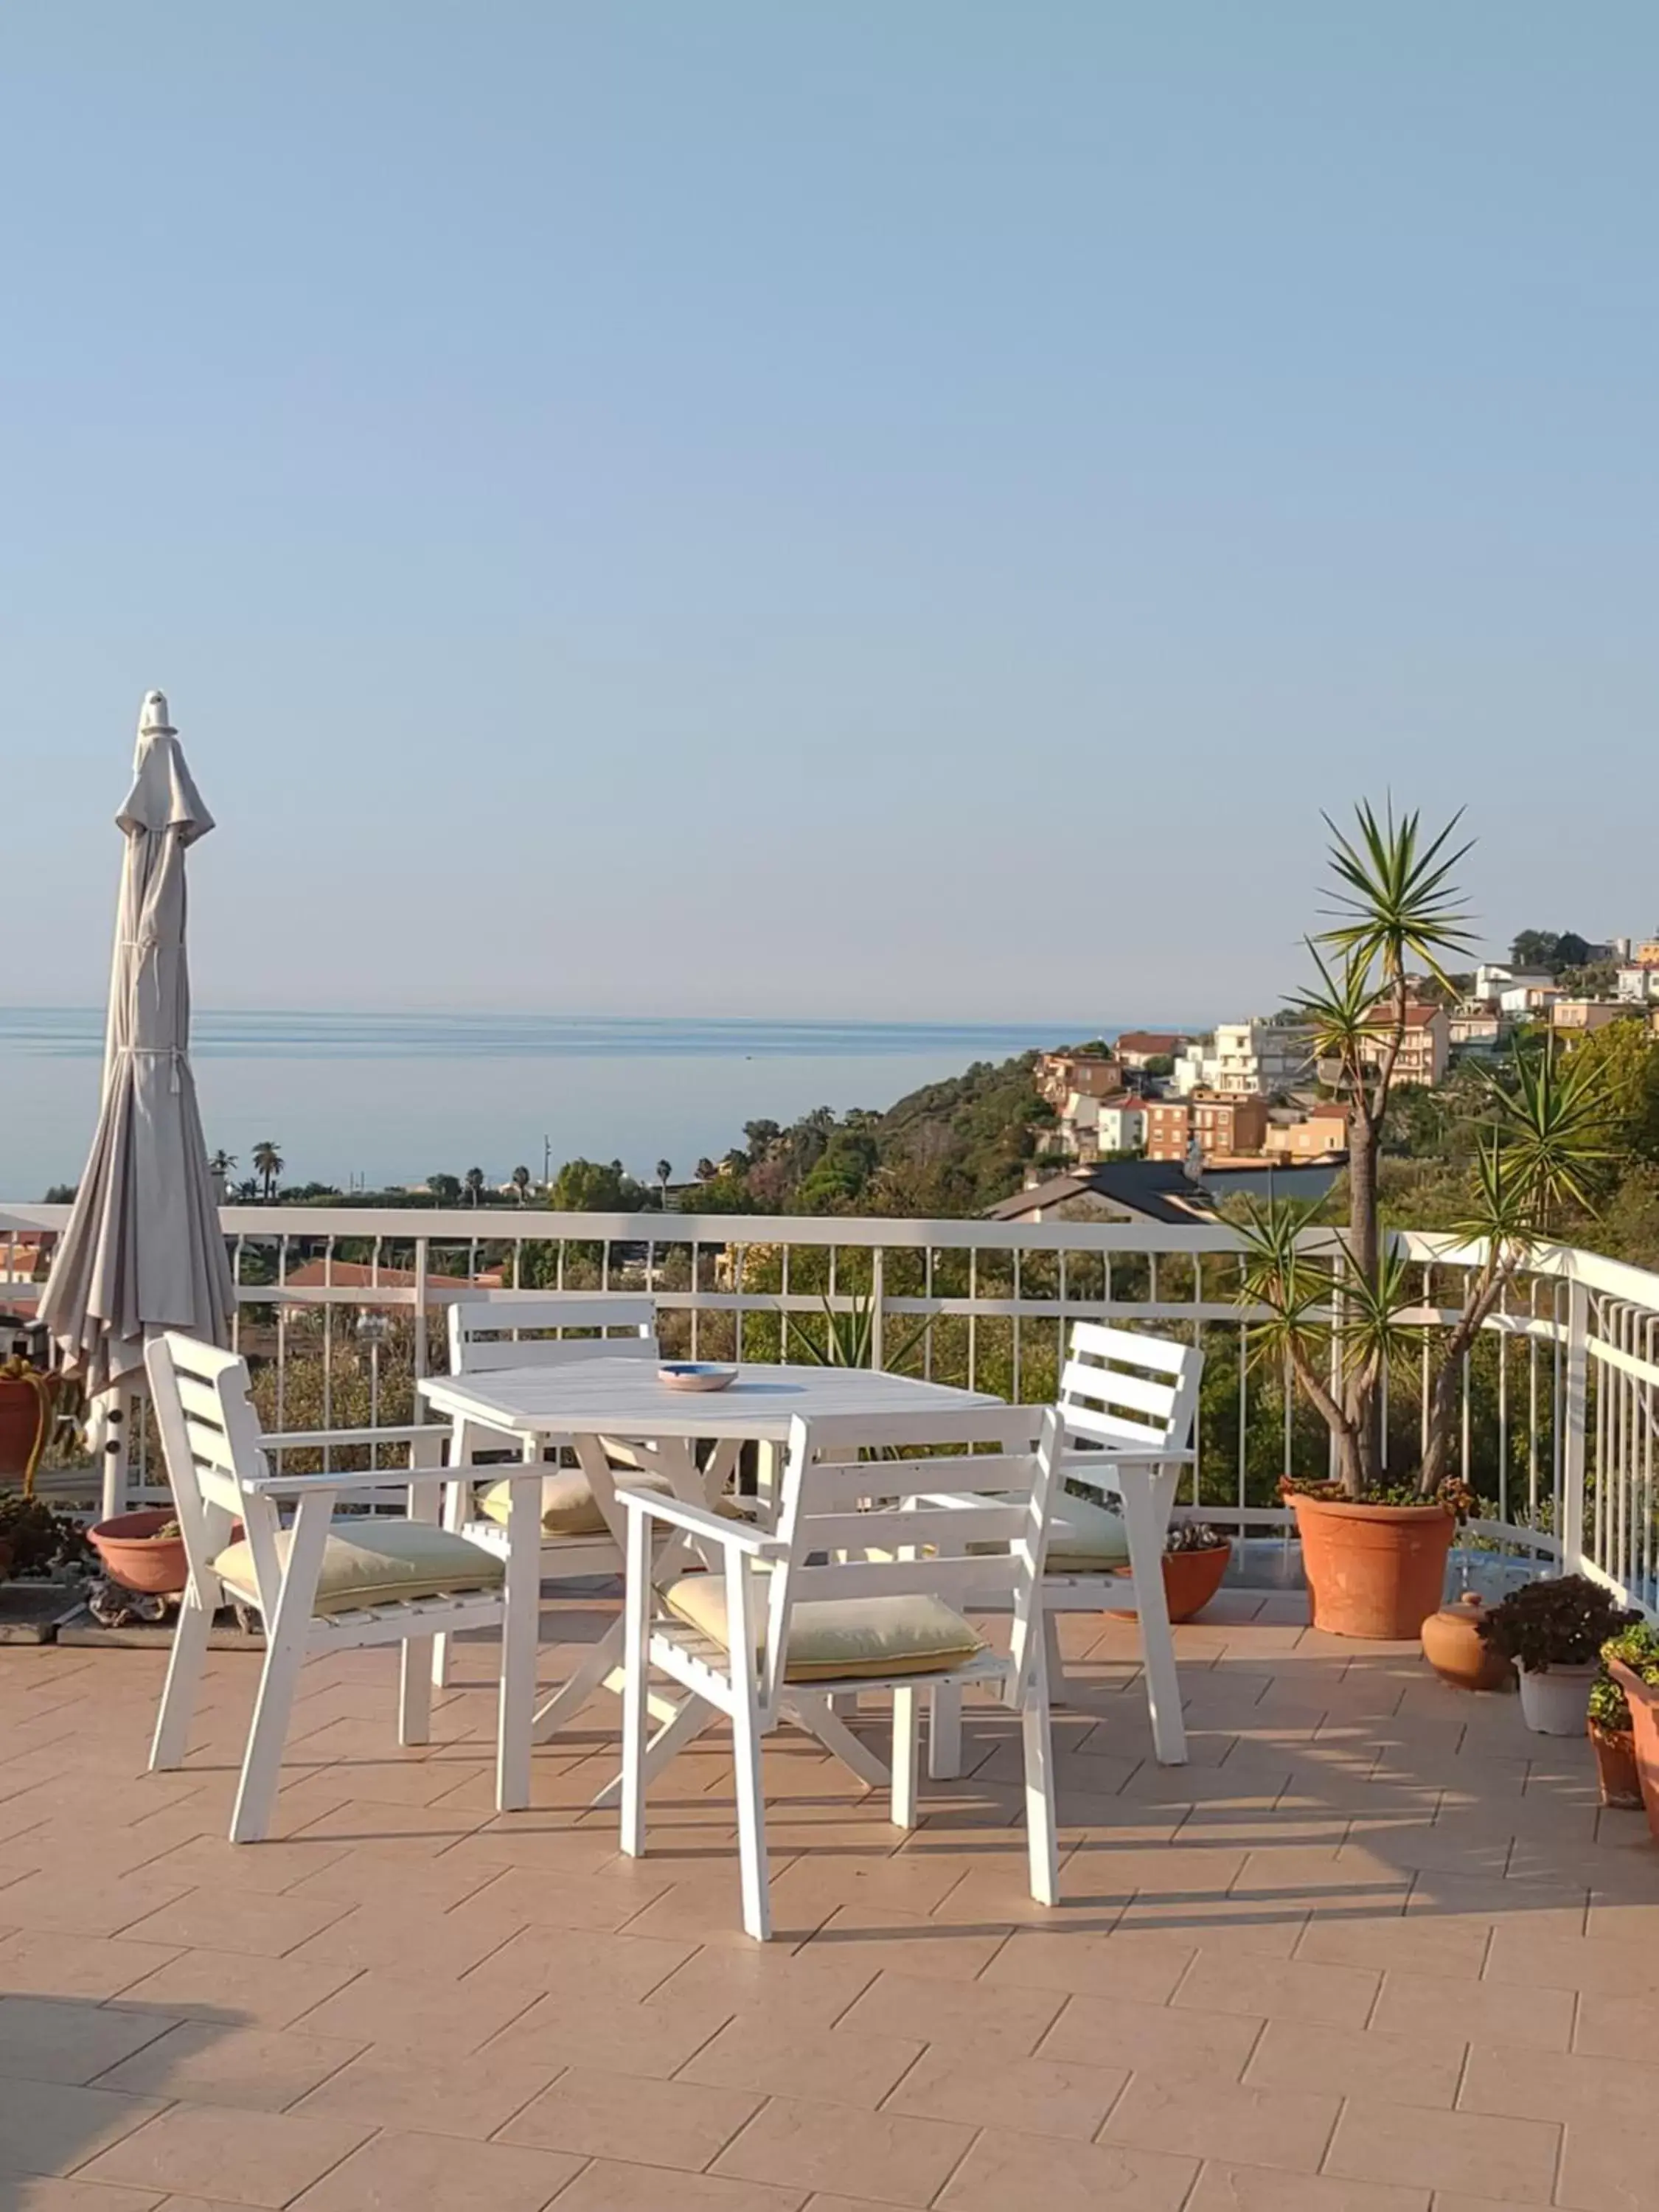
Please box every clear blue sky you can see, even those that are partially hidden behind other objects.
[4,3,1655,1023]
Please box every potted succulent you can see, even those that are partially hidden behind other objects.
[1478,1576,1637,1736]
[1604,1621,1659,1841]
[1236,802,1615,1639]
[1112,1519,1232,1624]
[86,1512,190,1596]
[0,1492,91,1579]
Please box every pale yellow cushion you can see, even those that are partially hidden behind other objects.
[212,1521,506,1617]
[478,1466,674,1537]
[664,1571,984,1683]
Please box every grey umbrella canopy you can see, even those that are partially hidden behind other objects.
[41,690,236,1410]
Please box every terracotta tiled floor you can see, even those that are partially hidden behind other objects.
[1,1587,1655,2211]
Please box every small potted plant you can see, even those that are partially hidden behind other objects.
[1109,1518,1233,1624]
[1604,1621,1659,1841]
[1478,1576,1637,1736]
[0,1492,91,1579]
[1587,1627,1656,1810]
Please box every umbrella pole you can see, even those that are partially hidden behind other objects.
[94,1390,131,1522]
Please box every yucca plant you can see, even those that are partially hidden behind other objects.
[784,1288,928,1371]
[1238,802,1615,1500]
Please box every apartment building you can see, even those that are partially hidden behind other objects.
[1208,1020,1315,1098]
[1262,1105,1350,1162]
[1361,999,1450,1088]
[1114,1031,1187,1071]
[1551,998,1638,1037]
[1034,1050,1123,1107]
[1144,1093,1267,1163]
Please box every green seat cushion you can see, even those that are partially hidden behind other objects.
[478,1466,673,1537]
[212,1521,506,1617]
[664,1571,984,1683]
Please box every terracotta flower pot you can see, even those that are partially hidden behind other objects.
[1608,1658,1659,1843]
[1290,1491,1455,1641]
[1590,1721,1644,1811]
[1111,1542,1232,1625]
[88,1510,189,1596]
[1422,1592,1515,1692]
[0,1371,55,1481]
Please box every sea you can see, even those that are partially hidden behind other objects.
[0,1008,1156,1200]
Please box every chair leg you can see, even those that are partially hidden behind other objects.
[1119,1471,1187,1764]
[890,1685,921,1829]
[399,1638,434,1746]
[1021,1642,1060,1908]
[723,1551,771,1941]
[619,1500,652,1860]
[430,1475,468,1689]
[151,1579,215,1771]
[1043,1609,1068,1704]
[496,1470,542,1814]
[730,1679,772,1941]
[230,1495,333,1844]
[928,1683,964,1779]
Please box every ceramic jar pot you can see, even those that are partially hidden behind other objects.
[1421,1592,1514,1692]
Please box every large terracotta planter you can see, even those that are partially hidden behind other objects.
[0,1371,55,1481]
[1290,1492,1455,1641]
[1111,1542,1232,1624]
[88,1510,188,1596]
[1590,1721,1644,1810]
[1608,1658,1659,1843]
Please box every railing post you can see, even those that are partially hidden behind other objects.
[413,1237,430,1412]
[871,1248,886,1372]
[1562,1275,1590,1574]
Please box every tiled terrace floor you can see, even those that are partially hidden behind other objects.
[0,1587,1655,2212]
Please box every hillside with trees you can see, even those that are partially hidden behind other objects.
[675,1053,1054,1219]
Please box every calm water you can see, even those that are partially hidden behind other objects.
[0,1007,1141,1198]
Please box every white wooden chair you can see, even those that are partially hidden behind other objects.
[616,1402,1063,1941]
[434,1292,681,1744]
[145,1332,524,1843]
[926,1321,1203,1770]
[1043,1321,1203,1761]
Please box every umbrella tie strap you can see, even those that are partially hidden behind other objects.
[116,1043,186,1093]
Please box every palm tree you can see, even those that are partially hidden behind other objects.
[251,1142,284,1202]
[209,1150,237,1178]
[510,1166,532,1206]
[464,1166,485,1207]
[427,1172,462,1206]
[655,1159,672,1209]
[1242,801,1612,1498]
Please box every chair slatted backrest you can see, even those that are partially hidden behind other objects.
[759,1404,1062,1717]
[146,1332,288,1615]
[1058,1320,1201,1465]
[448,1293,658,1377]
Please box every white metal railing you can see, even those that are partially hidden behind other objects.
[3,1203,1655,1613]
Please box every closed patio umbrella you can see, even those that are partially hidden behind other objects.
[41,689,235,1508]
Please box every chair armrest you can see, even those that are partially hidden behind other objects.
[1060,1445,1195,1472]
[244,1463,471,1498]
[613,1482,785,1558]
[262,1424,455,1453]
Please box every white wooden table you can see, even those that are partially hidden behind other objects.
[417,1360,1002,1801]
